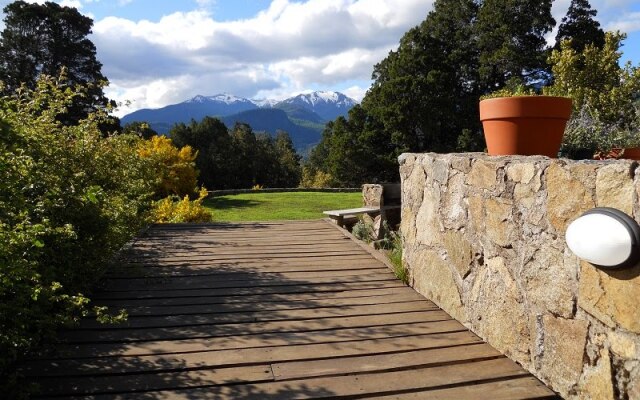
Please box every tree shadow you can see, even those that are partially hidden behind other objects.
[20,222,445,399]
[202,197,262,212]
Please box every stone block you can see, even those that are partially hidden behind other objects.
[540,315,589,395]
[546,162,595,234]
[596,163,635,215]
[609,331,638,359]
[362,184,383,208]
[578,348,614,400]
[485,198,513,247]
[578,261,640,333]
[522,245,577,318]
[469,257,531,365]
[507,162,536,184]
[443,229,473,279]
[467,195,484,234]
[415,185,442,246]
[467,159,498,189]
[443,172,466,229]
[409,249,465,322]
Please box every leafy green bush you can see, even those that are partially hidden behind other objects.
[546,32,640,154]
[0,75,155,393]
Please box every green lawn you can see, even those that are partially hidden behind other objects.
[203,191,362,222]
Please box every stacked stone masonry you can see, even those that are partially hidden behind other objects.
[400,153,640,399]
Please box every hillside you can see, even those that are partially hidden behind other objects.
[120,91,357,152]
[221,108,322,151]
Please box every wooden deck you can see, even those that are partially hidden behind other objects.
[24,220,558,399]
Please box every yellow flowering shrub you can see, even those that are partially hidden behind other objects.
[151,187,213,223]
[137,135,199,198]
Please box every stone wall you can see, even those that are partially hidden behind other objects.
[400,153,640,399]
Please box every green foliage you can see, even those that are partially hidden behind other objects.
[545,32,640,153]
[0,1,115,127]
[0,74,156,392]
[299,167,335,188]
[171,119,302,189]
[137,135,199,198]
[151,187,213,223]
[386,231,407,285]
[123,121,158,139]
[476,0,555,89]
[480,77,538,99]
[555,0,605,53]
[351,219,375,243]
[309,0,556,186]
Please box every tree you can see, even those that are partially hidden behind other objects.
[171,117,234,189]
[137,136,199,198]
[123,121,158,139]
[365,0,480,154]
[555,0,605,53]
[476,0,555,90]
[272,131,302,187]
[0,1,113,125]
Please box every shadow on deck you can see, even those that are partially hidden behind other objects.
[22,220,558,399]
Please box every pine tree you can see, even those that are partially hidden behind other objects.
[0,1,113,125]
[477,0,555,90]
[555,0,605,52]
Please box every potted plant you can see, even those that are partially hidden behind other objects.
[561,104,640,160]
[480,85,573,157]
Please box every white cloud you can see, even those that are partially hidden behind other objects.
[60,0,82,9]
[343,85,368,102]
[90,0,432,114]
[606,12,640,34]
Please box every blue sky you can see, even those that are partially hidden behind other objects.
[1,0,639,116]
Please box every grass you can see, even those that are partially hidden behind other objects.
[203,191,362,222]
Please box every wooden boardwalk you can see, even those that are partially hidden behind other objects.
[25,220,558,399]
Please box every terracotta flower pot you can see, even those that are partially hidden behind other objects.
[622,147,640,160]
[480,96,572,157]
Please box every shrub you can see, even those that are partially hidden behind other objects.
[300,167,335,188]
[151,187,213,223]
[137,135,199,198]
[0,75,155,393]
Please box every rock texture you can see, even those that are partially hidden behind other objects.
[400,153,640,400]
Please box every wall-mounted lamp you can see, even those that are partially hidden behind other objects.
[566,207,640,270]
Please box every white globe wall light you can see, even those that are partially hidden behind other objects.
[566,207,640,270]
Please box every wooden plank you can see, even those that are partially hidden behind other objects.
[124,252,373,265]
[376,377,558,399]
[323,207,380,217]
[34,365,274,397]
[105,262,385,279]
[130,238,353,248]
[101,267,390,290]
[75,301,438,329]
[47,320,468,358]
[271,343,502,380]
[126,245,366,258]
[90,280,403,301]
[84,358,535,400]
[116,255,378,270]
[59,310,452,343]
[98,271,396,292]
[90,290,426,317]
[93,286,413,308]
[26,331,483,377]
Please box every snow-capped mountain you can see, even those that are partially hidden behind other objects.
[121,93,258,127]
[186,93,256,106]
[120,91,358,151]
[276,91,358,121]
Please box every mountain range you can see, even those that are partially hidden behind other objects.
[121,91,358,152]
